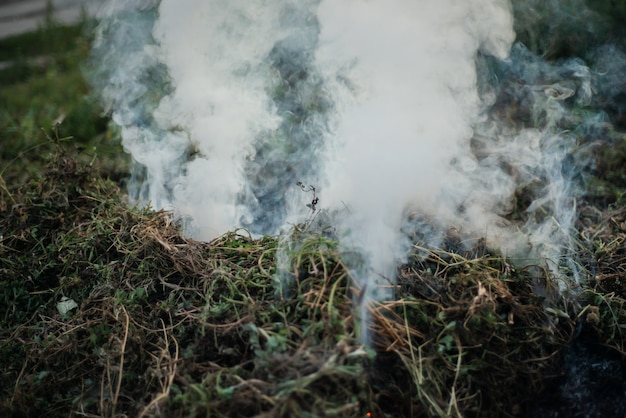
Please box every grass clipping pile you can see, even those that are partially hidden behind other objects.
[1,146,626,418]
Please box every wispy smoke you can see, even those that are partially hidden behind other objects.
[89,0,612,308]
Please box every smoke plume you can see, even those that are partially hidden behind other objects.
[89,0,609,307]
[313,0,515,298]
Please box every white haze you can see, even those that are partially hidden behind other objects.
[152,1,287,238]
[91,0,592,309]
[314,0,515,298]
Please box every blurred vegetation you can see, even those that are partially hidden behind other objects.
[0,14,127,188]
[512,0,626,60]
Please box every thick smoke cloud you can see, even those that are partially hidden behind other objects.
[313,0,515,297]
[89,0,607,304]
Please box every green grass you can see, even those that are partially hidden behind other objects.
[0,23,86,62]
[0,18,126,187]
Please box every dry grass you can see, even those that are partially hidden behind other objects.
[1,142,625,418]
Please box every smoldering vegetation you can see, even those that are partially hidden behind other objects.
[3,0,626,417]
[2,141,626,417]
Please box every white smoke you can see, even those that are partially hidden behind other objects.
[151,1,289,238]
[90,0,599,307]
[314,0,515,297]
